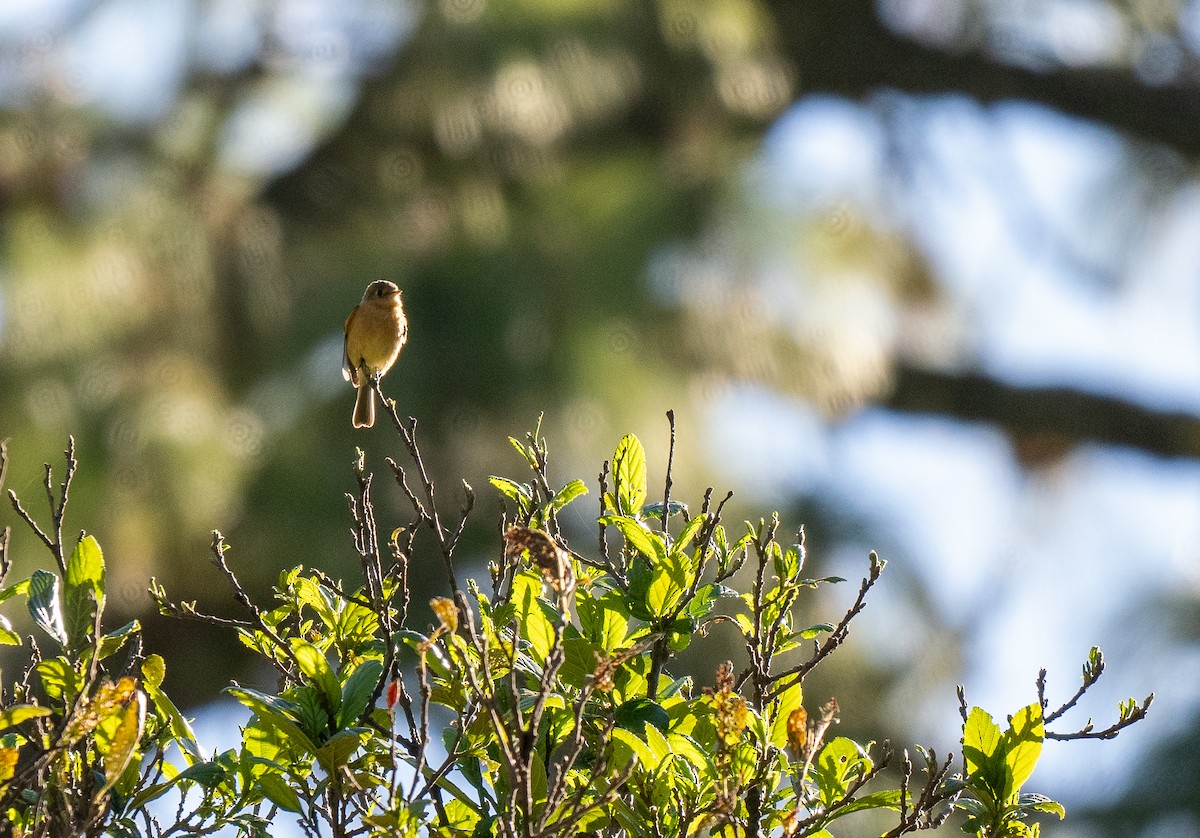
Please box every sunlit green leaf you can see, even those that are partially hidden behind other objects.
[774,545,800,579]
[0,614,20,646]
[489,476,532,513]
[797,623,834,639]
[600,515,666,563]
[36,656,81,703]
[769,678,803,751]
[64,535,105,649]
[673,513,707,552]
[611,726,658,771]
[814,737,872,806]
[963,706,1006,805]
[226,686,320,759]
[643,721,673,765]
[0,579,30,606]
[0,705,52,732]
[551,479,588,509]
[1002,703,1044,799]
[291,640,341,713]
[577,590,630,654]
[141,659,203,763]
[665,731,713,779]
[509,437,537,468]
[827,789,901,819]
[293,577,337,628]
[684,584,720,621]
[611,434,647,516]
[511,570,557,665]
[646,549,689,618]
[27,570,67,646]
[1020,793,1065,820]
[96,620,140,660]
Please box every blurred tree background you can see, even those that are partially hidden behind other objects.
[2,0,1199,834]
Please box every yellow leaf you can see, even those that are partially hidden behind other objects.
[97,690,147,799]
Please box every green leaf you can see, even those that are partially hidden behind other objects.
[643,723,672,763]
[64,535,105,649]
[769,678,803,751]
[0,614,20,646]
[827,789,902,819]
[36,656,81,703]
[665,731,713,778]
[445,799,483,832]
[1020,793,1065,819]
[0,705,52,732]
[291,640,341,714]
[292,686,330,741]
[576,590,631,654]
[0,579,31,605]
[600,515,666,563]
[642,500,689,520]
[611,726,659,770]
[338,659,383,728]
[316,729,366,771]
[797,623,835,640]
[27,570,67,646]
[684,583,730,622]
[814,737,872,806]
[666,615,697,652]
[335,599,378,645]
[511,571,557,665]
[646,549,689,618]
[529,744,548,807]
[293,577,337,628]
[96,620,140,660]
[141,655,203,763]
[673,514,707,552]
[509,436,537,467]
[175,760,228,788]
[226,686,320,759]
[774,546,800,579]
[126,761,227,810]
[141,653,166,689]
[963,706,1006,805]
[258,771,303,812]
[489,476,531,513]
[615,698,669,735]
[551,479,589,510]
[611,434,647,516]
[559,636,602,690]
[1002,703,1044,799]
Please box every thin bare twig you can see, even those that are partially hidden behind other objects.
[765,552,885,702]
[660,409,676,534]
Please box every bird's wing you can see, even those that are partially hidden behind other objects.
[342,307,358,384]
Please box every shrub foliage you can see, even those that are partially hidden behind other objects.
[0,402,1152,837]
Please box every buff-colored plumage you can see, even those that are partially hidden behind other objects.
[343,280,408,428]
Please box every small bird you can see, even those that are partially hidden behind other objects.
[343,280,408,428]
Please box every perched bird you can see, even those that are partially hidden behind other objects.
[343,280,408,428]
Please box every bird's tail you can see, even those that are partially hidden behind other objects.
[353,383,375,429]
